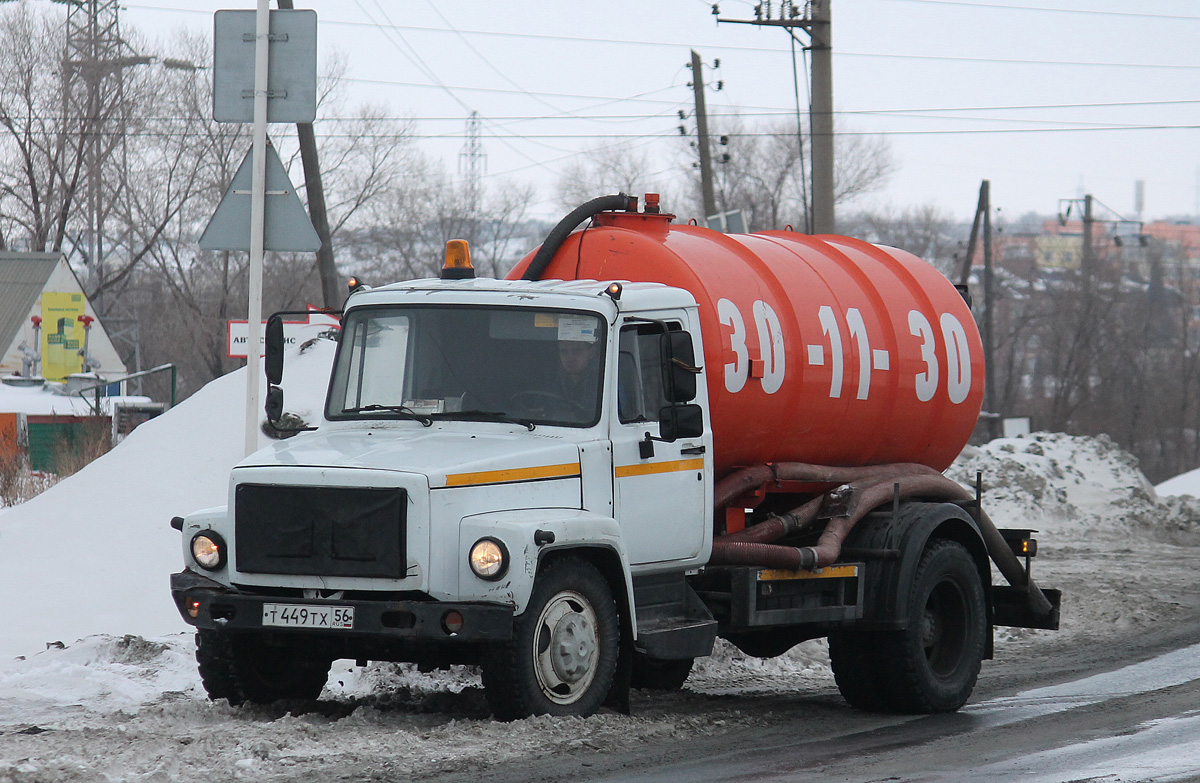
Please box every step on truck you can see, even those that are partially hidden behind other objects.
[171,194,1060,719]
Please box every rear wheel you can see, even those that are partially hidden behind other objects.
[880,539,987,713]
[482,557,619,720]
[196,629,331,706]
[828,630,889,711]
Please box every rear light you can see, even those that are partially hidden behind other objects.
[187,599,201,619]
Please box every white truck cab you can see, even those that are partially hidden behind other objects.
[172,275,719,718]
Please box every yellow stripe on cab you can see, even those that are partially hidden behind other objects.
[614,458,705,479]
[444,462,581,487]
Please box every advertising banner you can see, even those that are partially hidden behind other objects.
[40,292,86,381]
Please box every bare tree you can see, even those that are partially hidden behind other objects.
[678,116,895,231]
[347,161,538,284]
[840,203,958,274]
[0,5,79,252]
[555,142,662,211]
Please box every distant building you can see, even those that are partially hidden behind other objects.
[0,252,128,381]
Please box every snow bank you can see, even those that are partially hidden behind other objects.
[1155,465,1200,498]
[946,432,1200,539]
[0,338,336,661]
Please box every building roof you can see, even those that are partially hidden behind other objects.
[0,253,60,362]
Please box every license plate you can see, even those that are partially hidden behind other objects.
[262,603,354,629]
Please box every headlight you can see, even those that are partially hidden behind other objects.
[191,531,227,571]
[468,537,508,581]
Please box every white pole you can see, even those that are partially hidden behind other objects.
[245,0,270,456]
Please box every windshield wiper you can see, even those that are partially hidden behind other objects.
[429,409,537,431]
[341,404,433,426]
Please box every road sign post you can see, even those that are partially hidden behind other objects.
[209,5,317,456]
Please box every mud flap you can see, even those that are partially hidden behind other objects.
[603,622,633,714]
[993,586,1062,630]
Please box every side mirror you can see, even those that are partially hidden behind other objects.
[658,404,703,442]
[265,385,284,424]
[660,331,699,403]
[265,314,285,386]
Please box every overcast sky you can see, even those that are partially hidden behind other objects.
[120,0,1199,225]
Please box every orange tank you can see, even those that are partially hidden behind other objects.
[507,205,984,474]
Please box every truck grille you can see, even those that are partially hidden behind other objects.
[234,484,407,578]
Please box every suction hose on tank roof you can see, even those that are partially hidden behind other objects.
[521,193,635,281]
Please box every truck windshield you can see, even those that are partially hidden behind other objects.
[327,305,606,428]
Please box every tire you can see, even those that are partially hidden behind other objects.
[630,653,693,691]
[879,539,987,713]
[482,557,620,720]
[828,630,890,712]
[196,629,331,706]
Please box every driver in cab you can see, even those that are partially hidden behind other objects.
[557,337,599,412]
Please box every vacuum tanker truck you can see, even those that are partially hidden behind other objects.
[170,194,1059,719]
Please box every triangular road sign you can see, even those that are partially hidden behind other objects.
[199,141,322,252]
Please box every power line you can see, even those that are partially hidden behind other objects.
[331,76,691,107]
[420,0,565,116]
[878,0,1200,22]
[124,4,1199,71]
[836,51,1200,71]
[21,96,1200,127]
[48,123,1200,140]
[845,98,1200,115]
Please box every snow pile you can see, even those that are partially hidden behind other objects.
[0,338,337,662]
[947,432,1200,541]
[0,634,201,730]
[1155,465,1200,498]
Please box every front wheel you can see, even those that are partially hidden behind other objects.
[196,629,331,706]
[482,557,620,720]
[879,538,987,713]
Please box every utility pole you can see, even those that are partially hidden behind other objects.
[64,0,151,316]
[276,0,338,309]
[716,1,835,233]
[981,180,996,416]
[459,110,487,247]
[957,180,996,416]
[1082,193,1094,288]
[690,50,717,219]
[809,0,834,234]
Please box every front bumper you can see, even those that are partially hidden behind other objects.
[170,570,513,642]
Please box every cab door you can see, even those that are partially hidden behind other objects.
[610,315,710,566]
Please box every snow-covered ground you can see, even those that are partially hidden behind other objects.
[0,338,335,661]
[0,376,152,418]
[2,341,1200,779]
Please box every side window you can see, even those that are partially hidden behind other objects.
[618,323,677,424]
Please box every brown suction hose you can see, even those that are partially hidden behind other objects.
[709,462,1055,618]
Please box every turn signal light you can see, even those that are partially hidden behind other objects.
[442,610,465,634]
[441,239,475,279]
[187,599,201,619]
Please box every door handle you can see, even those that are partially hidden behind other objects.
[680,444,706,455]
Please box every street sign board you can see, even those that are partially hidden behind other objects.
[213,9,317,123]
[227,309,339,358]
[199,141,322,252]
